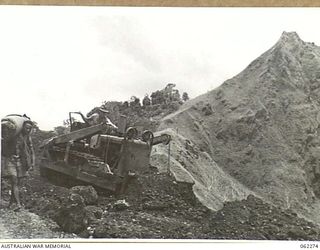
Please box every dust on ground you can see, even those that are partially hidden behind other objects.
[0,204,75,239]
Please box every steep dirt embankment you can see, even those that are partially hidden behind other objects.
[151,31,320,224]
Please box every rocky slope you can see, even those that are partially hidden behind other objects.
[151,31,320,225]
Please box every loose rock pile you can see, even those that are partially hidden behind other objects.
[2,165,318,240]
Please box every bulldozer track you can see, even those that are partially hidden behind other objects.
[40,146,117,192]
[51,146,108,169]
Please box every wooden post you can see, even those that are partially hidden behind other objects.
[167,142,171,176]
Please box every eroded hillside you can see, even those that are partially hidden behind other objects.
[152,31,320,224]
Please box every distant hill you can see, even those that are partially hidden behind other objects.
[152,31,320,225]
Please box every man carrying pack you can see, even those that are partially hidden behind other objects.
[1,115,35,211]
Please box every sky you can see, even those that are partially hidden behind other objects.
[1,7,320,130]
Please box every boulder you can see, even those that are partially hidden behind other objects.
[83,206,103,225]
[54,203,86,233]
[70,186,98,205]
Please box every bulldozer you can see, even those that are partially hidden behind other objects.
[39,112,171,194]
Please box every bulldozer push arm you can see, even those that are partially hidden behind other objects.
[151,134,171,146]
[51,123,108,145]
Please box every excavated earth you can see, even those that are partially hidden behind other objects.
[1,162,320,240]
[2,31,320,240]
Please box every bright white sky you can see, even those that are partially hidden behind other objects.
[0,7,320,130]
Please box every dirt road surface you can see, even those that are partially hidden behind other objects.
[0,204,73,239]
